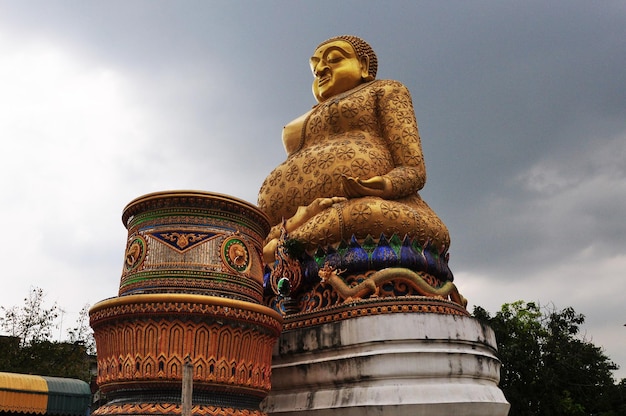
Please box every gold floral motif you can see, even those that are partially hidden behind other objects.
[158,232,209,250]
[349,203,372,224]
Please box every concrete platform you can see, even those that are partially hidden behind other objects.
[263,312,510,416]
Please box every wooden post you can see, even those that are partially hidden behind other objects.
[182,355,193,416]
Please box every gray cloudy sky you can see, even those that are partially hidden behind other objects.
[1,1,624,379]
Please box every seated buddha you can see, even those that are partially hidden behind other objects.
[258,35,452,286]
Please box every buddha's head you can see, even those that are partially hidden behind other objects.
[310,35,378,103]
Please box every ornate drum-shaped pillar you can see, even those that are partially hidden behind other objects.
[90,191,282,416]
[118,190,269,302]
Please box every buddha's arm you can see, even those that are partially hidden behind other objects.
[342,81,426,199]
[379,81,426,193]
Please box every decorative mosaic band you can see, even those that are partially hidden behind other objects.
[122,191,270,238]
[120,271,263,304]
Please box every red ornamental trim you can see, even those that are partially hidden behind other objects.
[90,295,283,334]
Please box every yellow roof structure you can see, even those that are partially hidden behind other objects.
[0,372,90,415]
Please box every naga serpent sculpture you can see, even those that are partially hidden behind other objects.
[318,264,467,308]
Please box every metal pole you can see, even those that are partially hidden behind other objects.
[182,355,193,416]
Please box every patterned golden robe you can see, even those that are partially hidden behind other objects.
[258,80,450,251]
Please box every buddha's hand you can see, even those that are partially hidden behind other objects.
[342,175,393,199]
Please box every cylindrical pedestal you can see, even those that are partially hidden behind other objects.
[91,294,282,415]
[90,191,282,415]
[119,190,269,303]
[263,312,510,416]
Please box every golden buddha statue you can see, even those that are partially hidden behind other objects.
[258,35,452,288]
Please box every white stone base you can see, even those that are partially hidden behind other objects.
[263,313,510,416]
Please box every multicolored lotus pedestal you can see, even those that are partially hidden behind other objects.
[90,191,283,415]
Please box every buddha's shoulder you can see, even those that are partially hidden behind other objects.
[367,79,410,94]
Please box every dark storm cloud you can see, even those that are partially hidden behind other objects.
[1,0,624,377]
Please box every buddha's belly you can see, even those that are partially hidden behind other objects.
[258,135,394,226]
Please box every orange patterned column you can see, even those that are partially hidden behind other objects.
[90,191,282,415]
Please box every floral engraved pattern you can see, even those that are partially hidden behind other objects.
[350,158,371,177]
[341,101,359,118]
[403,148,423,165]
[302,157,317,174]
[316,174,333,195]
[349,203,372,224]
[302,180,317,200]
[269,192,284,212]
[285,187,301,207]
[285,164,299,181]
[309,116,322,134]
[318,152,335,169]
[332,165,351,182]
[357,114,377,132]
[335,147,356,161]
[396,109,414,125]
[268,170,282,186]
[380,202,400,220]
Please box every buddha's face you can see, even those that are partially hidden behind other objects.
[310,40,369,102]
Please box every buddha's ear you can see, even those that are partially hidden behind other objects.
[360,55,373,81]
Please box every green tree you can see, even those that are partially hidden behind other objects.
[0,287,95,382]
[474,301,622,415]
[0,287,58,346]
[67,304,96,355]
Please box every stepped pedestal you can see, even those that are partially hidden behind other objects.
[263,309,510,416]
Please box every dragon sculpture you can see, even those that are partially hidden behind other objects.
[318,263,467,308]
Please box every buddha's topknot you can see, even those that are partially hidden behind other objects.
[316,35,378,80]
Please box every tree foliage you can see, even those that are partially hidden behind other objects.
[474,301,625,415]
[67,304,96,355]
[0,287,59,347]
[0,287,95,382]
